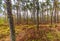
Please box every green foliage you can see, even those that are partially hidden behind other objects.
[0,18,5,24]
[47,32,54,41]
[0,26,10,38]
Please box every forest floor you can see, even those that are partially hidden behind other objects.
[0,24,60,41]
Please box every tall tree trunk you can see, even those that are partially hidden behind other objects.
[41,6,44,24]
[23,11,25,24]
[47,6,49,23]
[51,8,53,25]
[36,0,39,30]
[16,0,21,24]
[33,0,36,24]
[54,0,58,25]
[57,11,59,23]
[56,0,59,23]
[6,0,16,41]
[3,10,7,23]
[36,0,39,40]
[27,10,28,24]
[16,6,19,24]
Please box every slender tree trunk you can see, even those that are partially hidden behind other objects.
[36,1,39,41]
[54,0,58,25]
[3,10,7,23]
[23,11,25,24]
[51,9,53,25]
[36,0,39,30]
[47,6,49,23]
[16,7,19,24]
[27,10,28,24]
[54,7,57,24]
[6,0,16,41]
[41,6,44,24]
[57,11,59,23]
[40,11,41,24]
[16,0,21,24]
[33,0,36,24]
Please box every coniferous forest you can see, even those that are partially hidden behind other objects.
[0,0,60,41]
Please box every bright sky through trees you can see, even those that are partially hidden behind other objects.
[0,0,60,17]
[0,0,46,17]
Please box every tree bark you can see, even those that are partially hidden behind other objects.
[6,0,16,41]
[33,0,36,24]
[36,0,39,30]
